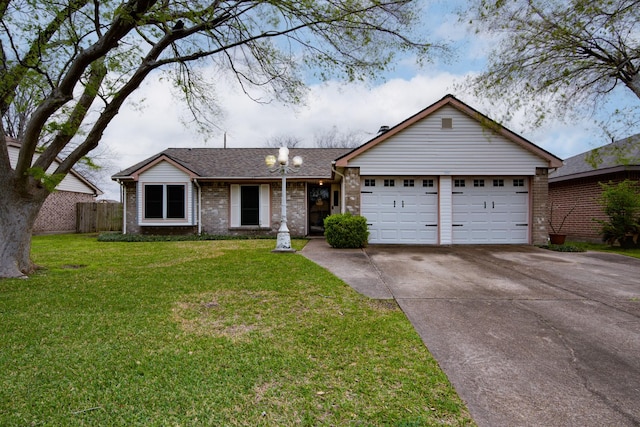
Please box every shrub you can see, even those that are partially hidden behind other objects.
[97,233,276,242]
[324,213,369,248]
[595,180,640,248]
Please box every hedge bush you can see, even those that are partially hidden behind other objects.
[596,180,640,248]
[97,233,276,242]
[324,213,369,248]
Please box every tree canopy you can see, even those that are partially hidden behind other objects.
[464,0,640,136]
[0,0,440,278]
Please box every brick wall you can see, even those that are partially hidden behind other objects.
[271,181,306,237]
[549,171,640,242]
[126,181,308,237]
[124,181,140,234]
[200,182,229,234]
[199,181,306,237]
[531,168,549,245]
[343,168,360,215]
[33,191,95,233]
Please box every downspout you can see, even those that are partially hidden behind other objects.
[193,179,202,235]
[331,163,346,214]
[117,179,127,234]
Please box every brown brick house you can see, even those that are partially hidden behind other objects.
[548,134,640,242]
[113,95,562,245]
[7,138,103,233]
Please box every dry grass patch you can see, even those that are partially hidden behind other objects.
[172,290,277,341]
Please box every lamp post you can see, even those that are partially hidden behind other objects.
[265,147,303,252]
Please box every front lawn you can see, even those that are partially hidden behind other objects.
[569,241,640,259]
[0,234,473,426]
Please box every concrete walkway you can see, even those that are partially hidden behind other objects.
[300,238,392,299]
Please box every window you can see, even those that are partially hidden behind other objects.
[364,179,376,187]
[230,184,270,228]
[474,179,485,187]
[513,179,525,187]
[493,179,504,187]
[403,179,414,187]
[144,184,186,220]
[442,118,453,129]
[240,186,260,226]
[144,185,163,219]
[423,179,434,187]
[454,179,465,187]
[384,179,395,187]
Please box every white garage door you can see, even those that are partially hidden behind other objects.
[361,177,438,244]
[452,177,529,244]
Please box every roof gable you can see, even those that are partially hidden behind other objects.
[335,94,562,168]
[5,137,102,195]
[130,154,198,181]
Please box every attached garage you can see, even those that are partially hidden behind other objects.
[335,94,563,246]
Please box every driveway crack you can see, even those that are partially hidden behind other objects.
[515,300,640,426]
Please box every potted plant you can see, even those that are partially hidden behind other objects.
[548,203,577,245]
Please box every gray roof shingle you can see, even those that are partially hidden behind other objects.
[112,148,352,180]
[549,134,640,182]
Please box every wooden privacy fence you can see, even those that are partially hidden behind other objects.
[76,202,123,233]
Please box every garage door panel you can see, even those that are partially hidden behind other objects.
[453,176,529,244]
[362,176,438,244]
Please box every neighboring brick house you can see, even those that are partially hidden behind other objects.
[7,138,103,233]
[113,95,562,245]
[549,134,640,242]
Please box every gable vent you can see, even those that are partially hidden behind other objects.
[442,118,453,129]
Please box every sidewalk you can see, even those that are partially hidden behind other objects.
[300,238,392,299]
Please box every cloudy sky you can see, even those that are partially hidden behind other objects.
[94,1,635,199]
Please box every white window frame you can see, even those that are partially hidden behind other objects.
[139,182,191,225]
[230,184,271,228]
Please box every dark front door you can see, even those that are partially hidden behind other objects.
[308,185,331,235]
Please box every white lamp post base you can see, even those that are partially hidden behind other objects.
[273,223,295,252]
[272,231,295,253]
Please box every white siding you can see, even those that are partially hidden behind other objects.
[8,145,98,194]
[137,160,194,225]
[138,161,192,183]
[439,176,453,244]
[348,105,547,176]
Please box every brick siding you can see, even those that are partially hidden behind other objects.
[124,182,140,234]
[531,168,550,245]
[126,181,308,237]
[343,168,361,215]
[33,191,95,234]
[549,171,640,242]
[271,181,306,237]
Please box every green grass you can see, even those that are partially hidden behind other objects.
[568,241,640,259]
[0,234,474,426]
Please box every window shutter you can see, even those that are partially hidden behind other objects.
[230,184,240,227]
[260,184,271,227]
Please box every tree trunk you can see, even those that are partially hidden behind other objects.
[0,180,47,278]
[627,73,640,100]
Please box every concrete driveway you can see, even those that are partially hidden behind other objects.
[302,241,640,427]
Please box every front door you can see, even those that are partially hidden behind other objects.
[308,185,331,235]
